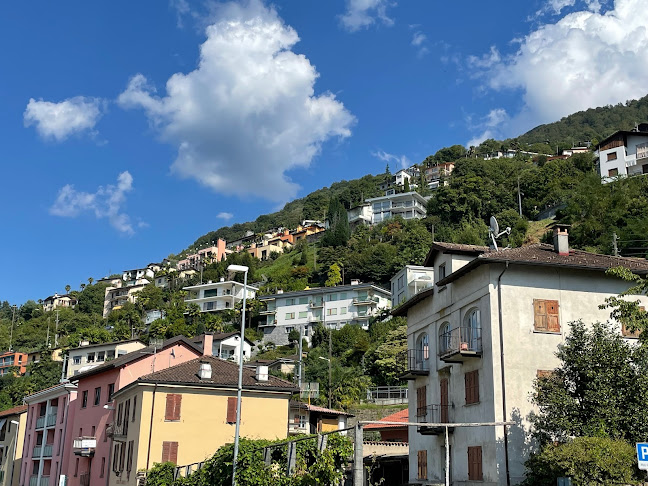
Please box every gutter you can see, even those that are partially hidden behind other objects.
[497,262,511,486]
[145,383,158,472]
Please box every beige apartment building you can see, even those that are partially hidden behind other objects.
[0,406,27,486]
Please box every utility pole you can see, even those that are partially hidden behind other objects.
[517,176,523,217]
[328,328,332,409]
[297,325,303,389]
[9,306,16,352]
[46,318,50,349]
[55,310,59,347]
[613,232,618,256]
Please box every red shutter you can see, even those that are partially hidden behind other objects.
[165,394,174,421]
[227,397,238,423]
[169,442,178,465]
[162,441,170,463]
[465,371,479,404]
[546,300,560,332]
[533,300,547,331]
[174,394,182,421]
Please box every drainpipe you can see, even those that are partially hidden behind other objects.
[145,383,158,473]
[497,262,511,486]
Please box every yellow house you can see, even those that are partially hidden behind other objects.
[108,356,297,486]
[0,405,27,486]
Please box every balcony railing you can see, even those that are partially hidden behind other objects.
[107,422,127,442]
[309,301,323,308]
[29,476,49,486]
[365,386,408,404]
[352,296,379,305]
[46,412,58,427]
[401,349,430,380]
[35,416,46,429]
[416,404,453,435]
[288,422,312,434]
[438,326,482,363]
[32,445,42,458]
[73,437,97,456]
[42,444,53,457]
[80,473,91,486]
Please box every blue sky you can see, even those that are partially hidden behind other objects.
[2,0,646,305]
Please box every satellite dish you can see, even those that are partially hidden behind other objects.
[490,216,499,236]
[488,216,511,251]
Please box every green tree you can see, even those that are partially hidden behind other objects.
[325,263,342,287]
[365,323,407,385]
[322,197,350,248]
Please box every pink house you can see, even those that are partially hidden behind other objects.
[65,335,210,486]
[20,382,78,486]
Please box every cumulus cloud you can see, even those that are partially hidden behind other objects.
[536,0,601,16]
[340,0,395,31]
[24,96,103,142]
[467,46,501,69]
[372,150,411,170]
[50,171,137,235]
[466,109,510,147]
[217,212,234,221]
[476,0,648,134]
[119,0,354,203]
[411,31,429,57]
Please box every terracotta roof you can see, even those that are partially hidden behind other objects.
[290,401,354,417]
[0,405,28,417]
[438,243,648,286]
[423,242,490,266]
[70,336,203,382]
[364,408,408,430]
[68,338,145,351]
[134,356,297,392]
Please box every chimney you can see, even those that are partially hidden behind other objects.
[350,279,360,286]
[198,360,212,380]
[277,289,284,294]
[256,365,269,382]
[202,334,213,357]
[552,224,570,256]
[220,277,225,282]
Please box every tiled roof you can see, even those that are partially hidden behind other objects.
[68,338,145,351]
[136,356,297,392]
[364,408,408,430]
[423,242,490,266]
[0,405,28,417]
[70,336,203,382]
[290,401,354,417]
[439,243,648,285]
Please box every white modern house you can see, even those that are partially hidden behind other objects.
[42,294,77,313]
[102,279,150,317]
[183,278,257,313]
[366,191,428,224]
[390,265,435,309]
[122,263,159,283]
[394,229,648,485]
[596,124,648,180]
[258,282,391,346]
[65,339,146,378]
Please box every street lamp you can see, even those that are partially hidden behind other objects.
[318,356,332,409]
[227,264,248,486]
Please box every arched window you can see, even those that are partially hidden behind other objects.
[416,333,429,369]
[439,322,451,354]
[462,308,481,351]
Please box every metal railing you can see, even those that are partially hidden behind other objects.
[42,444,53,457]
[438,326,482,357]
[416,404,451,424]
[32,445,42,458]
[352,296,378,305]
[29,476,49,486]
[365,386,408,403]
[80,472,91,486]
[406,349,430,373]
[46,412,58,427]
[35,416,46,429]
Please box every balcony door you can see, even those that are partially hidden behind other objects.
[440,378,449,423]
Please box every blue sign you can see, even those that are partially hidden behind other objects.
[636,443,648,470]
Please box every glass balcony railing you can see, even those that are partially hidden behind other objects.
[42,444,53,457]
[35,416,46,429]
[46,412,57,427]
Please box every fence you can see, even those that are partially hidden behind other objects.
[365,386,408,404]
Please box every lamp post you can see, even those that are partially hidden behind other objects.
[319,356,332,408]
[227,264,249,486]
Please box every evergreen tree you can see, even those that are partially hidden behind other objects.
[322,197,350,247]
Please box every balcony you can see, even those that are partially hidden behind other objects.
[107,422,127,442]
[401,349,430,380]
[259,308,276,315]
[29,476,49,486]
[32,445,42,457]
[42,444,53,457]
[416,404,453,435]
[352,296,379,305]
[309,301,323,308]
[73,437,97,457]
[35,415,46,429]
[46,411,58,427]
[438,326,482,363]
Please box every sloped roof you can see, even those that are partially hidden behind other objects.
[134,356,297,392]
[423,242,490,266]
[0,405,27,418]
[290,401,354,417]
[364,408,408,430]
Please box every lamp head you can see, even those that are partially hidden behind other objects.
[227,265,249,274]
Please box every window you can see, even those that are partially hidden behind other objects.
[226,397,238,423]
[165,394,182,421]
[326,308,337,316]
[438,263,446,281]
[340,307,347,315]
[417,450,427,480]
[621,306,644,338]
[416,333,429,369]
[132,396,137,422]
[340,293,347,299]
[468,446,483,480]
[439,322,451,354]
[328,294,338,302]
[533,299,560,333]
[94,387,101,406]
[87,353,95,363]
[285,312,295,320]
[161,441,178,465]
[463,308,481,349]
[112,444,120,473]
[204,289,218,298]
[108,383,115,402]
[298,311,308,319]
[97,351,105,362]
[298,297,308,305]
[75,458,79,477]
[104,424,109,442]
[117,403,123,426]
[285,298,295,306]
[107,351,115,360]
[285,327,294,333]
[127,440,134,472]
[416,386,427,419]
[81,391,88,408]
[607,151,618,161]
[73,356,81,365]
[608,168,619,177]
[465,370,479,405]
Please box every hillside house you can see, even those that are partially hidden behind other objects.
[65,339,146,378]
[596,124,648,180]
[183,279,257,313]
[42,294,76,313]
[0,405,27,486]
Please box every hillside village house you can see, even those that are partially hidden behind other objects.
[19,382,77,486]
[103,279,150,317]
[390,265,435,309]
[288,402,352,436]
[42,294,76,313]
[65,336,206,486]
[394,230,648,485]
[108,357,296,486]
[64,339,146,378]
[192,332,253,362]
[183,279,257,313]
[176,240,229,271]
[0,405,27,486]
[596,123,648,180]
[258,282,391,346]
[0,353,27,377]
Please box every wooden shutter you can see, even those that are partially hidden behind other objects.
[165,394,182,421]
[416,386,427,418]
[174,395,182,420]
[546,300,560,332]
[533,299,547,331]
[465,371,479,404]
[468,446,483,480]
[440,379,449,423]
[119,440,126,471]
[126,441,133,472]
[162,441,170,463]
[227,397,238,423]
[169,442,178,465]
[417,450,427,479]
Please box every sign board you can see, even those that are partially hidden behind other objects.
[637,443,648,470]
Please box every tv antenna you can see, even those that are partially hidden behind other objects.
[489,216,511,251]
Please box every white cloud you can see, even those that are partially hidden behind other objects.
[217,212,234,221]
[340,0,395,32]
[536,0,601,16]
[467,46,501,69]
[372,150,411,170]
[50,171,137,235]
[411,31,429,57]
[477,0,648,134]
[119,0,354,203]
[24,96,103,142]
[466,108,509,147]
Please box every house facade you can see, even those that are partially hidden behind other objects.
[288,402,352,436]
[183,279,257,313]
[42,295,76,313]
[395,234,648,485]
[390,265,435,309]
[365,191,428,224]
[107,357,295,486]
[65,340,146,378]
[192,333,253,362]
[103,281,150,318]
[19,383,78,486]
[258,283,391,346]
[0,353,28,377]
[0,405,27,486]
[176,240,228,271]
[596,125,648,180]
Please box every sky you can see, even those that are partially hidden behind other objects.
[2,0,648,305]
